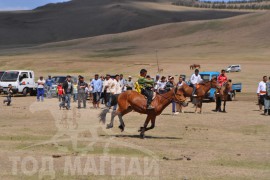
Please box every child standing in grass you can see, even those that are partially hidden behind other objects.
[56,83,64,102]
[3,84,13,106]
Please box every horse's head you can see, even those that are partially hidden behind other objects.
[174,87,188,107]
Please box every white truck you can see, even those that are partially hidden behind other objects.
[0,70,37,96]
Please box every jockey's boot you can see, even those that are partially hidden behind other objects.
[147,105,154,110]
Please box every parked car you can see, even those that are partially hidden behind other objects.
[199,71,242,101]
[45,76,78,97]
[0,71,5,93]
[226,65,241,72]
[0,70,37,96]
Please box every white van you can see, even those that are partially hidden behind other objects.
[226,65,241,72]
[0,70,36,96]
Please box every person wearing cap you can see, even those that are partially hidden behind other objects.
[190,69,203,97]
[119,74,127,92]
[91,74,103,108]
[138,69,155,110]
[126,76,134,90]
[60,75,73,110]
[3,84,13,106]
[45,75,54,98]
[37,76,45,102]
[175,76,186,114]
[77,76,87,109]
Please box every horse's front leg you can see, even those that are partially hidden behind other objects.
[138,115,151,139]
[144,115,156,132]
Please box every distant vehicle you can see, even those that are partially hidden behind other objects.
[226,64,241,72]
[46,76,78,97]
[198,71,242,101]
[0,70,36,96]
[0,71,5,93]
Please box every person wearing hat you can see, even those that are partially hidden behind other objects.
[37,76,45,102]
[126,76,134,90]
[3,84,13,106]
[60,75,73,110]
[45,75,54,98]
[77,75,87,109]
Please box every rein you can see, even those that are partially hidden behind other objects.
[157,87,184,104]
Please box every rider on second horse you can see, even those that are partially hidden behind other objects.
[216,69,228,95]
[138,69,155,110]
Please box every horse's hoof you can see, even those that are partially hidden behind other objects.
[223,111,227,113]
[138,127,144,132]
[140,133,145,139]
[106,124,113,129]
[118,125,125,132]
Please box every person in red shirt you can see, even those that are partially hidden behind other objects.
[57,83,64,102]
[216,69,228,95]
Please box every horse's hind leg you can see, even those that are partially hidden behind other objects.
[117,107,132,132]
[107,110,117,129]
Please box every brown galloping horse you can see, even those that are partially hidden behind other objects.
[190,64,201,70]
[180,79,219,113]
[215,82,232,112]
[99,87,188,138]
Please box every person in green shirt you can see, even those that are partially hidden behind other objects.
[138,69,155,109]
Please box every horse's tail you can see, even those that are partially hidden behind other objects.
[99,108,110,124]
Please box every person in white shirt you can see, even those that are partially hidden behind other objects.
[257,76,267,112]
[190,69,203,97]
[157,76,167,94]
[103,74,115,107]
[109,74,122,110]
[37,76,46,102]
[126,76,134,90]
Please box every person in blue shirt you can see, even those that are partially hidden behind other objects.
[91,74,103,108]
[45,75,54,98]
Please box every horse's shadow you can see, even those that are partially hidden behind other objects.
[100,134,183,140]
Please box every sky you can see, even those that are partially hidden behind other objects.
[0,0,70,11]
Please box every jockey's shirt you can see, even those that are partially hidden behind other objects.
[217,74,228,86]
[138,76,154,89]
